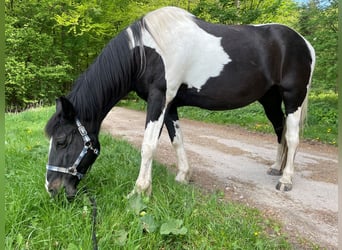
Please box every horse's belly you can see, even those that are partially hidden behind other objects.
[176,72,270,110]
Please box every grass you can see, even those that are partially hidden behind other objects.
[5,107,293,249]
[119,90,338,146]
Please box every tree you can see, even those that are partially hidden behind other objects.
[5,0,337,110]
[5,0,198,109]
[5,6,72,110]
[192,0,299,26]
[298,0,338,92]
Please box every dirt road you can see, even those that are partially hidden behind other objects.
[101,107,338,249]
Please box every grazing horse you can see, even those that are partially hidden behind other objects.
[45,6,315,198]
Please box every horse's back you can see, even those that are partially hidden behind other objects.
[142,7,314,64]
[140,7,314,110]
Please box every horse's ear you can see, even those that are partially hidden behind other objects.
[56,97,76,121]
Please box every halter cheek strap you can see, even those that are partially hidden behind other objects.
[46,119,99,180]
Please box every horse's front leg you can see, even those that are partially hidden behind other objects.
[132,89,168,196]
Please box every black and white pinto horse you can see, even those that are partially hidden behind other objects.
[45,7,315,198]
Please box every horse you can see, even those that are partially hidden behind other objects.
[45,6,315,199]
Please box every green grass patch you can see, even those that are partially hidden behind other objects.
[119,91,338,145]
[5,107,292,249]
[305,91,338,145]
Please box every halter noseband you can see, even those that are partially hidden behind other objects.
[46,119,99,180]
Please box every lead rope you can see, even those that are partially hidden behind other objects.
[77,118,99,250]
[84,188,98,250]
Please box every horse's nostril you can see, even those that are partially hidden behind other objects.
[67,195,76,202]
[48,189,58,197]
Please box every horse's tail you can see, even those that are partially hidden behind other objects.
[299,85,310,132]
[279,39,315,172]
[300,38,315,132]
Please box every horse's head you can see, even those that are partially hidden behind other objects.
[45,97,100,199]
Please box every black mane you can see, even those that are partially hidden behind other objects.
[46,21,146,135]
[68,21,145,122]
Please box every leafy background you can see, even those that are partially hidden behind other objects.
[5,0,337,109]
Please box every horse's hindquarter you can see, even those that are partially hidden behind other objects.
[175,23,313,110]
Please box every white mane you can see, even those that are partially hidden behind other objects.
[142,7,195,52]
[139,6,230,92]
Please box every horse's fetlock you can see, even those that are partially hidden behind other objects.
[175,171,189,183]
[279,175,292,185]
[135,179,152,195]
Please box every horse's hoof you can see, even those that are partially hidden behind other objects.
[133,184,152,197]
[276,181,292,191]
[127,189,137,199]
[267,168,282,176]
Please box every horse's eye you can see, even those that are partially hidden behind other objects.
[55,136,67,148]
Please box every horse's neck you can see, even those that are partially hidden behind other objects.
[69,81,131,133]
[69,30,140,130]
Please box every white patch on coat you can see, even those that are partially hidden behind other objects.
[126,27,136,49]
[252,23,279,27]
[135,108,167,193]
[302,38,316,87]
[280,108,302,184]
[48,137,53,155]
[172,120,190,182]
[128,7,231,94]
[45,137,53,192]
[270,143,283,171]
[143,7,231,92]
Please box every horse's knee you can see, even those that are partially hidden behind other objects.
[141,143,155,160]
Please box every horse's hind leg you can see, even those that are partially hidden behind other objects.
[260,84,305,191]
[258,86,285,176]
[164,104,191,183]
[276,108,302,191]
[276,73,309,191]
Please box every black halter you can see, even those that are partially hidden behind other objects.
[46,119,99,180]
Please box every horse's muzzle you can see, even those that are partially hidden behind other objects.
[45,177,77,200]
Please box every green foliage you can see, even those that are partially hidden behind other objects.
[4,0,195,110]
[193,0,299,25]
[297,0,338,92]
[140,214,158,233]
[305,91,338,144]
[127,193,148,215]
[5,107,292,249]
[5,0,337,119]
[5,10,73,110]
[128,194,188,236]
[160,219,188,235]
